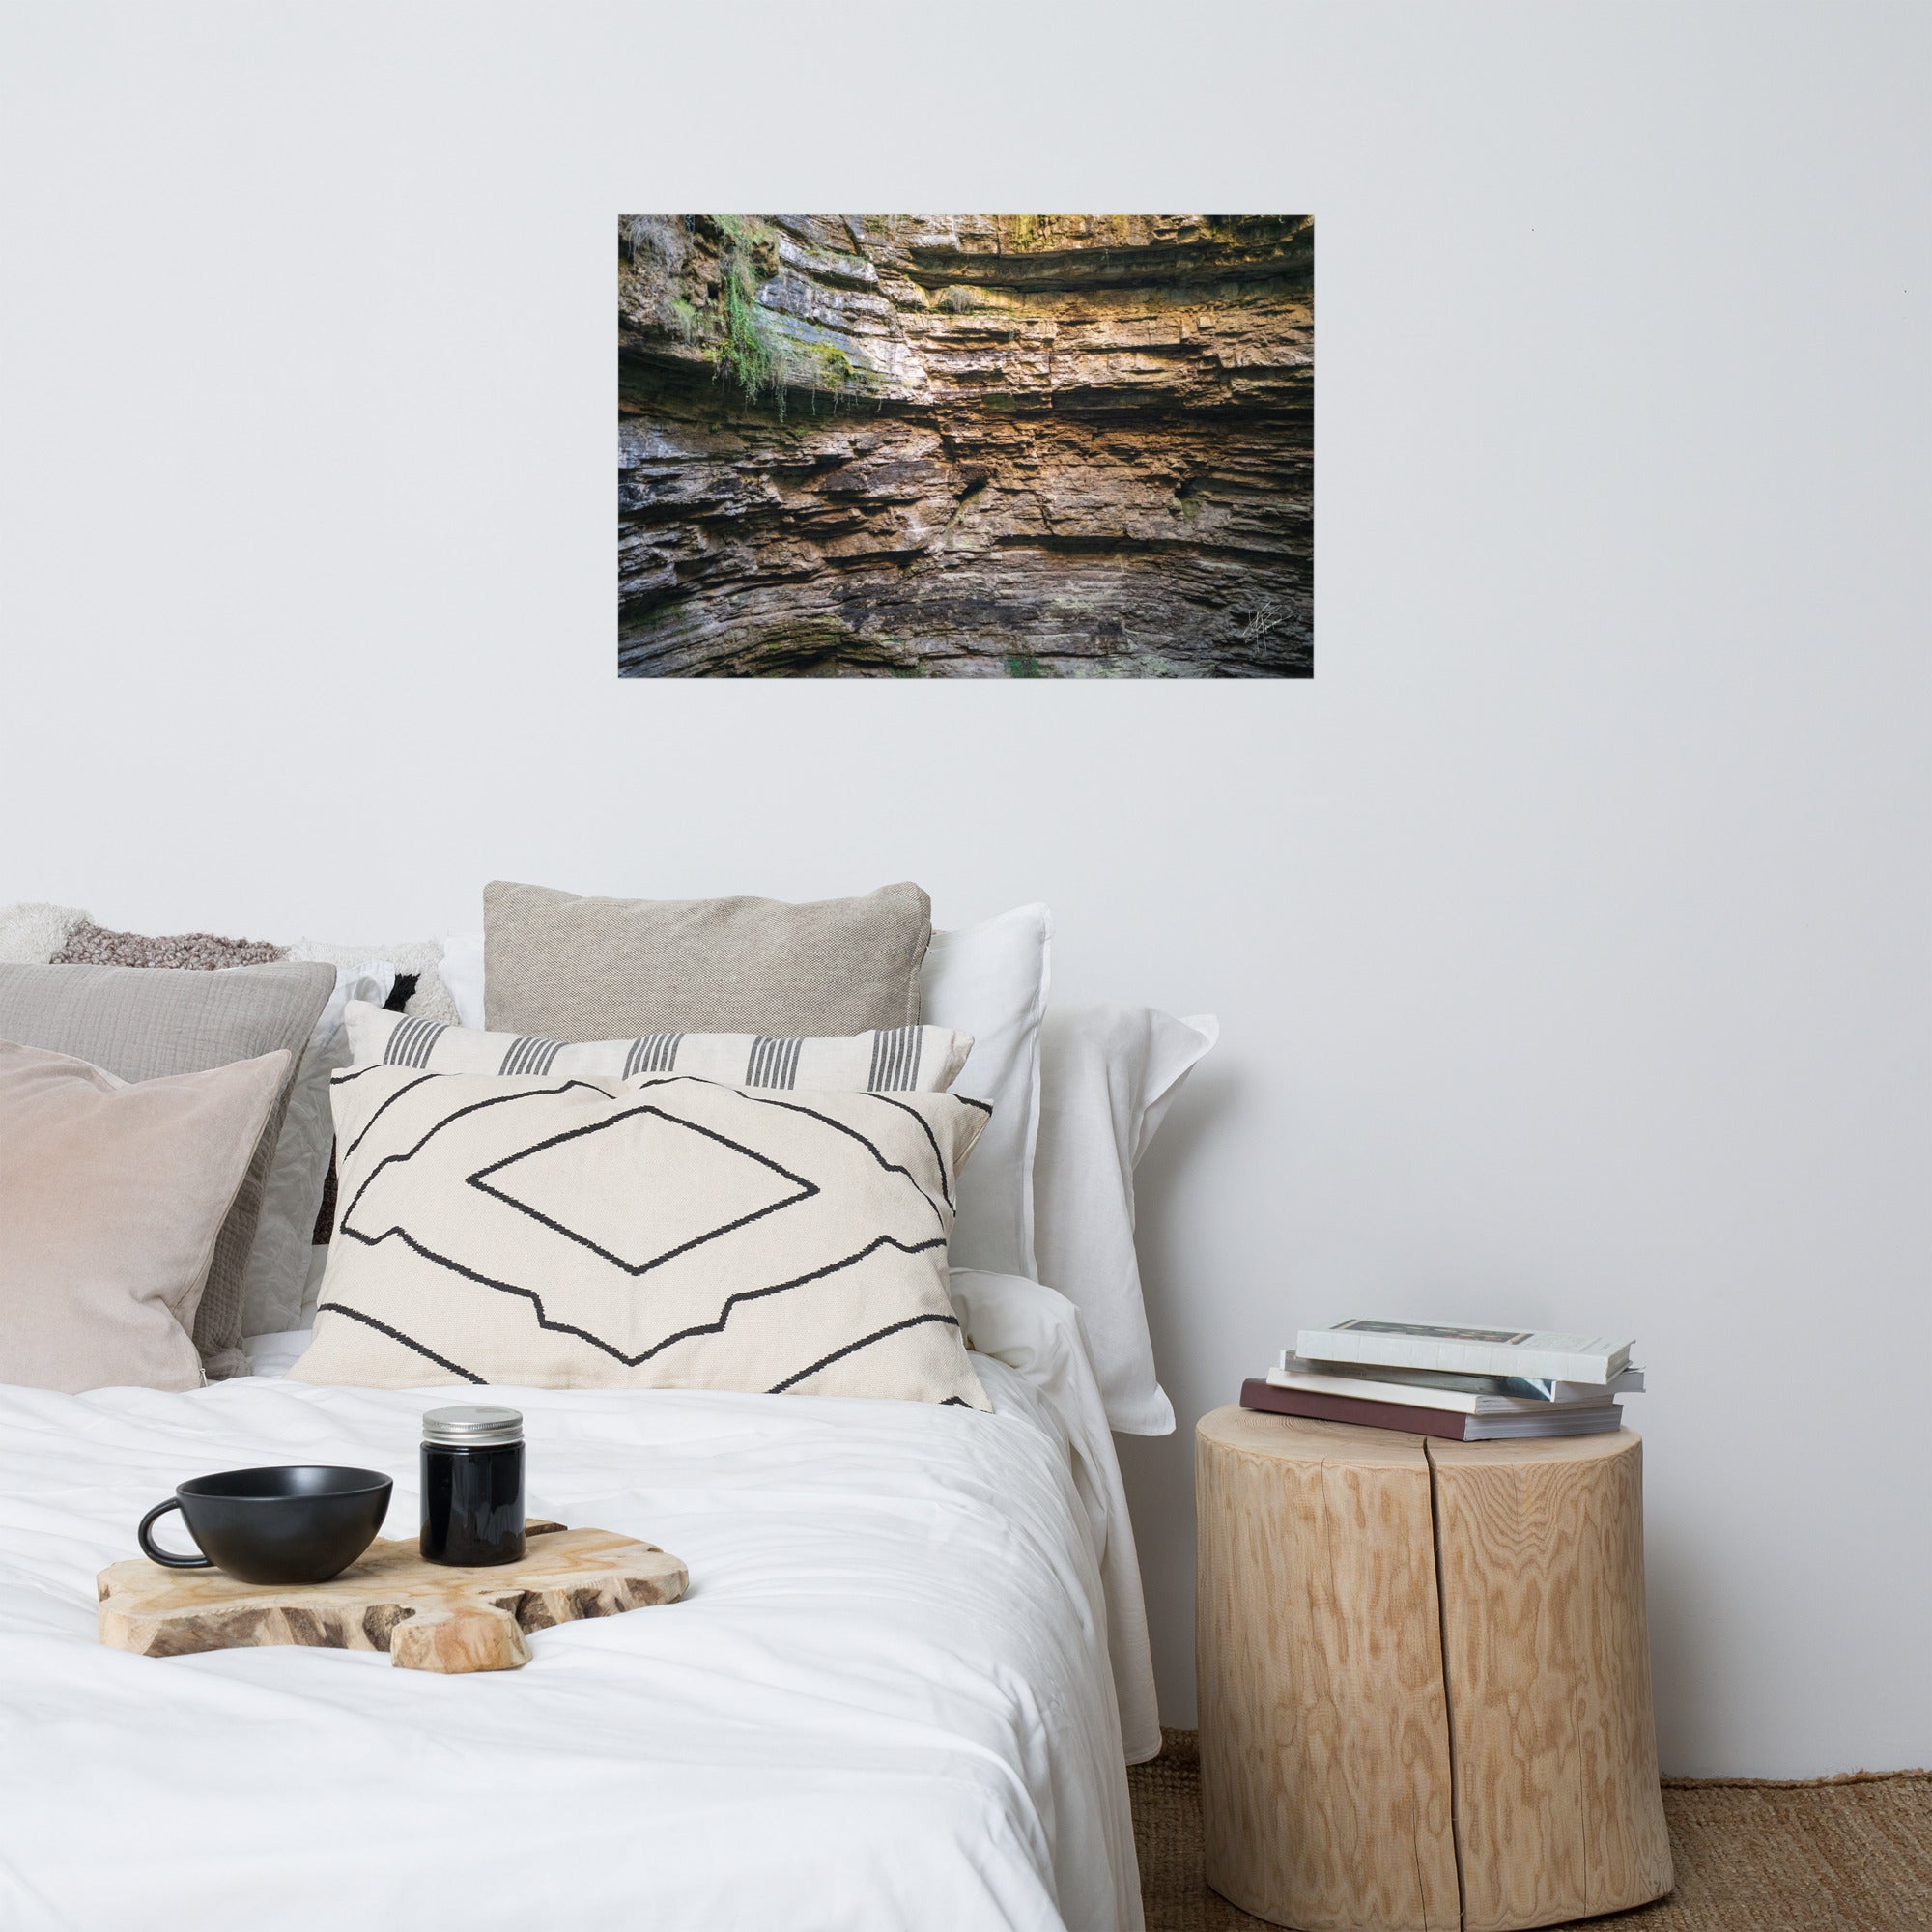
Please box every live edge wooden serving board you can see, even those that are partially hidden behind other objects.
[98,1523,688,1674]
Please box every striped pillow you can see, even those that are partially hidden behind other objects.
[343,1003,974,1094]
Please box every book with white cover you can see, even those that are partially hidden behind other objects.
[1269,1356,1642,1416]
[1274,1352,1645,1404]
[1295,1320,1634,1384]
[1459,1405,1623,1441]
[1487,1367,1646,1403]
[1334,1358,1645,1404]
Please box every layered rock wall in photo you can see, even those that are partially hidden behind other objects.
[618,215,1314,677]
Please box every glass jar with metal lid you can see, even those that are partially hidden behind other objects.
[419,1406,525,1567]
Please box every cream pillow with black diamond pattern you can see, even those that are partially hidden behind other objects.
[287,1065,992,1406]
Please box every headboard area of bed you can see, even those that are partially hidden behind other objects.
[0,887,1214,1432]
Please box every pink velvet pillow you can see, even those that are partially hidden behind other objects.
[0,1040,290,1392]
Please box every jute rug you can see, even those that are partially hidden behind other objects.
[1128,1730,1931,1932]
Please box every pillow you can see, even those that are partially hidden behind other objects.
[239,964,396,1338]
[344,1000,973,1092]
[289,1067,990,1406]
[0,901,287,971]
[483,880,931,1038]
[0,902,89,963]
[51,918,285,969]
[287,937,460,1025]
[920,905,1052,1281]
[451,897,1048,1278]
[438,929,486,1028]
[0,909,394,1344]
[0,1041,290,1392]
[1032,1005,1218,1435]
[0,959,335,1378]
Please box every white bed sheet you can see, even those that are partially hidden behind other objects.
[0,1307,1148,1931]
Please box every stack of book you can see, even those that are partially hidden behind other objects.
[1240,1319,1643,1440]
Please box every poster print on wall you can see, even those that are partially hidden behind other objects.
[618,215,1313,678]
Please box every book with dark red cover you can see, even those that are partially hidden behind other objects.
[1238,1378,1623,1441]
[1241,1378,1476,1438]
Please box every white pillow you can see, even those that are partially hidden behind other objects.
[920,906,1052,1281]
[0,901,88,962]
[238,962,394,1338]
[439,929,486,1028]
[286,937,459,1024]
[1032,1005,1217,1435]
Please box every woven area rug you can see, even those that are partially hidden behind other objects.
[1128,1729,1931,1932]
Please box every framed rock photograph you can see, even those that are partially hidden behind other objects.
[618,215,1313,678]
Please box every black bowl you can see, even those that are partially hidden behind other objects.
[138,1466,392,1585]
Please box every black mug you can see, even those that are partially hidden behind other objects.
[138,1466,392,1585]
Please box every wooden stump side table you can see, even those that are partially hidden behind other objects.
[1195,1406,1672,1932]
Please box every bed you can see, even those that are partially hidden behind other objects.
[0,895,1203,1932]
[0,1269,1153,1932]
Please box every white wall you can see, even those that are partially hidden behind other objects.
[1,3,1924,1776]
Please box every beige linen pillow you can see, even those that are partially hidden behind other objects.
[0,960,334,1378]
[0,1041,291,1393]
[290,1065,990,1406]
[483,881,931,1039]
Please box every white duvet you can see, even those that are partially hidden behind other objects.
[0,1272,1151,1932]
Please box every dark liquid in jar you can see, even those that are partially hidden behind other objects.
[420,1440,525,1566]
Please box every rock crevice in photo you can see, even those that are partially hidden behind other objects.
[618,214,1314,678]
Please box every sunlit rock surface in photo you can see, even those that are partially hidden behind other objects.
[618,215,1314,678]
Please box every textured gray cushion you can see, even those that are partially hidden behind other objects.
[0,960,334,1378]
[483,881,931,1039]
